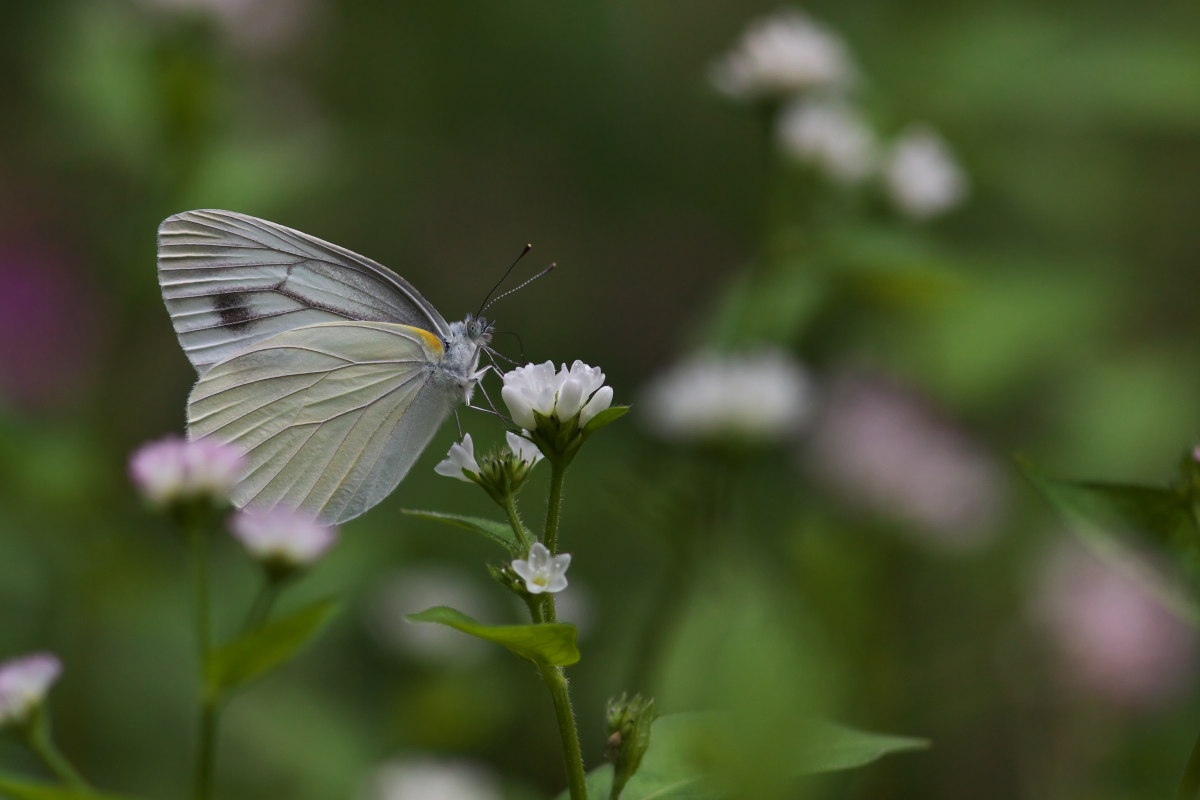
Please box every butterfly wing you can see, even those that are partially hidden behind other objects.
[159,209,450,376]
[187,321,463,524]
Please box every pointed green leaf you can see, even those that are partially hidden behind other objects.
[583,405,630,434]
[555,714,927,800]
[401,509,519,553]
[1019,458,1200,620]
[407,606,579,666]
[0,775,140,800]
[205,598,339,698]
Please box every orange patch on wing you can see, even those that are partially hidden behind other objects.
[407,326,445,357]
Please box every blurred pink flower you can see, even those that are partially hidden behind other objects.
[138,0,314,50]
[129,435,245,506]
[229,508,337,568]
[0,652,62,727]
[1032,542,1198,710]
[0,241,103,409]
[802,370,1005,549]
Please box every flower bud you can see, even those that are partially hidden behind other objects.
[604,692,658,797]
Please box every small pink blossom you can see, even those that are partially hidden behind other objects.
[1032,542,1198,710]
[0,652,62,727]
[129,436,245,506]
[229,508,338,568]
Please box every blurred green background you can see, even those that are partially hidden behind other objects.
[3,1,1200,798]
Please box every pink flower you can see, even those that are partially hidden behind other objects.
[229,508,338,568]
[129,436,245,506]
[1032,542,1198,710]
[0,652,62,727]
[803,370,1004,550]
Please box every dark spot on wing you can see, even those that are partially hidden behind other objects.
[212,292,255,331]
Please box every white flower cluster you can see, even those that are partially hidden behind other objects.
[640,348,813,444]
[0,652,61,727]
[500,360,614,430]
[710,9,854,100]
[366,756,502,800]
[713,6,967,216]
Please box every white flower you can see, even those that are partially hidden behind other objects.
[501,360,614,430]
[710,8,855,101]
[1032,542,1197,709]
[640,349,812,444]
[802,371,1003,548]
[0,653,62,727]
[882,125,967,219]
[229,508,338,567]
[129,436,245,506]
[504,431,543,467]
[511,542,571,595]
[777,101,876,183]
[364,757,501,800]
[433,434,480,482]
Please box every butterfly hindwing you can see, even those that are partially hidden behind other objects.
[187,321,462,524]
[158,209,450,376]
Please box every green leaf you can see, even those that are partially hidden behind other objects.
[0,775,139,800]
[407,606,579,666]
[205,598,339,698]
[401,509,519,553]
[583,405,630,434]
[555,714,927,800]
[1019,458,1200,620]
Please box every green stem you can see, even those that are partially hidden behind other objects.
[26,709,90,790]
[544,460,567,554]
[1177,727,1200,799]
[540,664,588,800]
[241,573,284,635]
[188,520,217,800]
[502,494,532,552]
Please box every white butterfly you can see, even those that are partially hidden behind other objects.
[158,209,492,524]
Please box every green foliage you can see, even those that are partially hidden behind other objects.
[554,713,928,800]
[0,776,138,800]
[583,406,631,435]
[1020,458,1200,620]
[204,599,340,699]
[401,509,521,553]
[407,606,580,666]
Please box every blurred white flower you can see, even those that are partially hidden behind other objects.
[501,360,613,429]
[434,434,481,482]
[803,371,1004,548]
[640,349,813,444]
[505,431,543,467]
[364,757,501,800]
[368,566,492,663]
[1032,542,1198,709]
[229,508,337,568]
[512,542,571,595]
[0,653,62,727]
[710,8,855,101]
[138,0,313,50]
[777,101,876,183]
[882,125,967,219]
[129,436,245,506]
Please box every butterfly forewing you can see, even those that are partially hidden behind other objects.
[159,210,450,375]
[188,321,463,524]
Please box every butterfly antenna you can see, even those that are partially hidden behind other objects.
[477,244,533,317]
[480,263,556,315]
